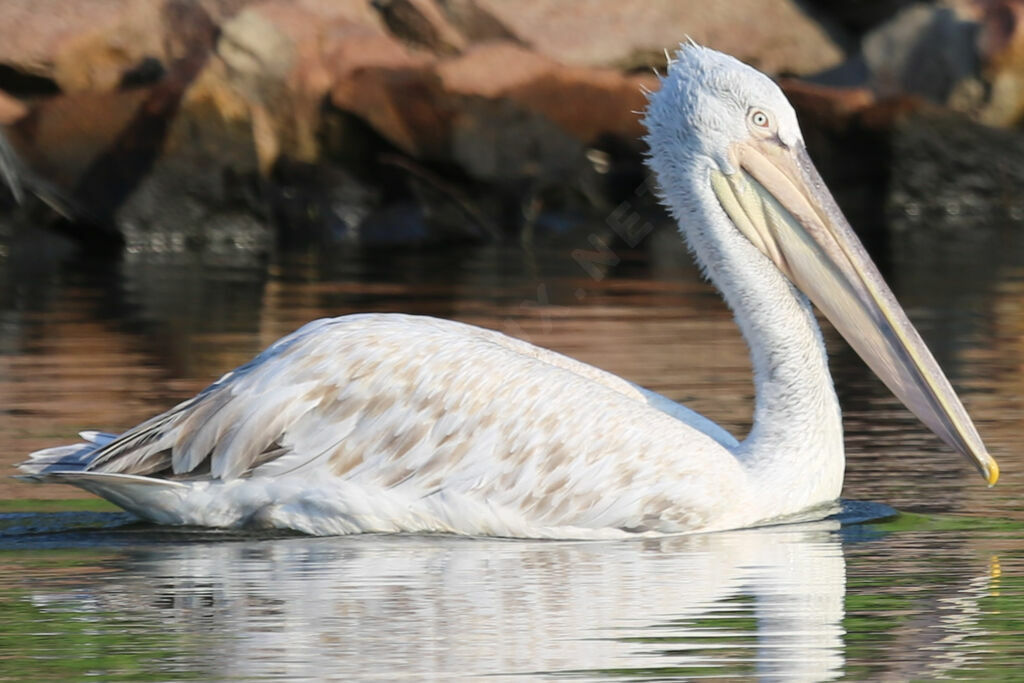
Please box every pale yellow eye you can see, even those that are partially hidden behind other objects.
[750,110,770,128]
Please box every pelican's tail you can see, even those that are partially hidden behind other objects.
[15,430,119,481]
[16,431,193,523]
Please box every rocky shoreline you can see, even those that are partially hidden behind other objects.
[2,0,1024,249]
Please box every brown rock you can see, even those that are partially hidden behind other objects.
[977,0,1024,125]
[442,43,650,141]
[438,43,651,180]
[780,79,876,132]
[439,42,552,98]
[0,90,28,125]
[782,77,930,136]
[326,39,656,180]
[856,94,932,132]
[0,1,159,91]
[0,0,142,80]
[374,0,467,55]
[5,0,218,226]
[0,0,256,92]
[203,0,394,172]
[807,0,919,35]
[861,3,980,103]
[329,31,441,157]
[435,0,520,43]
[50,3,166,92]
[8,90,151,187]
[449,0,846,74]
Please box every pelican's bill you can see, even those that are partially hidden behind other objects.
[710,139,999,486]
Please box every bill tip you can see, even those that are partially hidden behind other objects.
[987,457,1000,487]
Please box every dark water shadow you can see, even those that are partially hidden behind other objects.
[0,498,898,552]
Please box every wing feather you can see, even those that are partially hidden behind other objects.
[78,313,738,531]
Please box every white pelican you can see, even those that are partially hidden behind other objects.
[17,45,998,538]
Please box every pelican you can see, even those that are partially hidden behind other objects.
[17,45,998,538]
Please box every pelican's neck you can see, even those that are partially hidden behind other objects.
[678,175,845,508]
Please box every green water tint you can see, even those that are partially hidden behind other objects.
[0,538,192,681]
[869,511,1024,534]
[0,584,210,681]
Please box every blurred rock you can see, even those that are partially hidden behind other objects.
[11,0,1002,249]
[808,0,921,36]
[0,1,154,88]
[0,0,236,93]
[327,40,654,183]
[208,0,397,172]
[862,3,980,104]
[434,0,520,43]
[2,0,218,241]
[438,42,652,180]
[808,0,1024,127]
[0,91,27,126]
[7,90,150,188]
[0,1,259,90]
[781,79,878,132]
[977,0,1024,125]
[446,0,849,74]
[327,30,439,159]
[373,0,467,55]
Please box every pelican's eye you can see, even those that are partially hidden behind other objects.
[749,109,771,129]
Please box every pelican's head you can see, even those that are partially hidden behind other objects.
[643,46,803,182]
[643,44,999,486]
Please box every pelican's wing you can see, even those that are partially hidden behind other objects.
[631,386,739,449]
[77,315,732,491]
[456,322,739,448]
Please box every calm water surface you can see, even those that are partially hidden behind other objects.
[0,216,1022,680]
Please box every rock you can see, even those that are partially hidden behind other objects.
[7,90,150,187]
[806,1,1024,127]
[435,0,520,43]
[50,3,168,92]
[2,0,217,234]
[444,0,848,74]
[331,65,445,161]
[861,3,980,104]
[807,0,920,36]
[439,42,555,98]
[439,42,652,179]
[0,0,145,82]
[977,0,1024,126]
[0,0,879,249]
[0,91,27,125]
[326,40,654,182]
[117,155,272,255]
[780,79,877,132]
[373,0,467,55]
[327,29,440,158]
[0,0,261,92]
[208,0,397,172]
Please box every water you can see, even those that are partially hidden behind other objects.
[0,215,1023,679]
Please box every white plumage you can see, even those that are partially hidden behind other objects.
[16,46,996,537]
